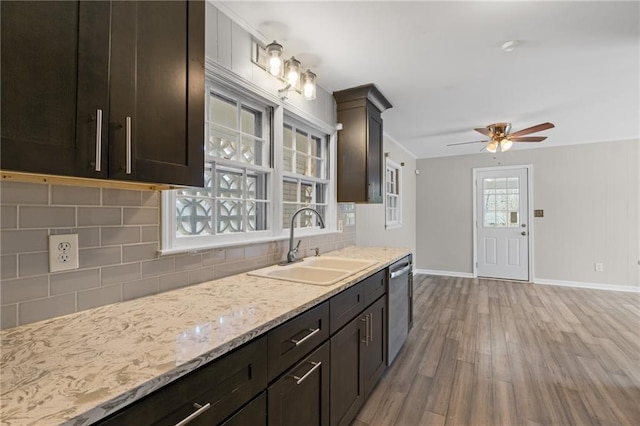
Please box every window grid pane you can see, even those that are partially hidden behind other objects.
[483,177,519,228]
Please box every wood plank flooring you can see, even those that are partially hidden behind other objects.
[354,275,640,426]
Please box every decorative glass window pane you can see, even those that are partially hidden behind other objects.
[209,126,238,160]
[176,197,214,236]
[483,176,519,228]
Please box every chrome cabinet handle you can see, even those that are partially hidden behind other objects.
[369,312,373,343]
[95,109,103,172]
[360,317,368,344]
[292,361,321,385]
[125,116,132,174]
[289,327,320,346]
[390,264,411,279]
[174,402,211,426]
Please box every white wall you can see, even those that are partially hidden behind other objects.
[416,139,639,290]
[356,134,417,252]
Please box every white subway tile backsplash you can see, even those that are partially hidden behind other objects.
[0,181,356,329]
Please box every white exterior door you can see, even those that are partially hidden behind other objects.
[476,167,530,280]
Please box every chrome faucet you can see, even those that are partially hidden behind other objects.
[285,207,326,264]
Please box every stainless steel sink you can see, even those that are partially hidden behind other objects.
[248,256,377,286]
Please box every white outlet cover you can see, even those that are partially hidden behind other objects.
[49,234,79,272]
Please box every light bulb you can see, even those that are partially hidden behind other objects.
[285,57,301,86]
[487,141,498,153]
[265,41,283,77]
[268,56,282,76]
[302,70,317,100]
[500,139,513,151]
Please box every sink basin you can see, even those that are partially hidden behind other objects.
[248,256,377,286]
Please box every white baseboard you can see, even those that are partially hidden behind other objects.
[414,269,474,278]
[533,278,640,293]
[413,270,640,293]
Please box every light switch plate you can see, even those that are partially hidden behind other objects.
[49,234,79,272]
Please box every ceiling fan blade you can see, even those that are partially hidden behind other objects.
[474,127,492,137]
[510,136,547,142]
[509,122,555,138]
[447,140,489,146]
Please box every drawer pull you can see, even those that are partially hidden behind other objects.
[125,116,132,174]
[95,109,102,172]
[290,327,320,346]
[360,317,368,344]
[292,361,321,385]
[369,312,374,343]
[174,402,211,426]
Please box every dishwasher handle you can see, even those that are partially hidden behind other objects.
[390,264,412,279]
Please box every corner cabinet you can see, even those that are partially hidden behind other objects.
[333,84,392,203]
[0,1,204,187]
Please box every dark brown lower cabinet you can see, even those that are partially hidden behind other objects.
[362,296,387,397]
[221,392,266,426]
[268,341,330,426]
[330,296,387,426]
[97,336,267,426]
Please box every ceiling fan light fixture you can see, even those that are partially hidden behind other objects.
[500,139,513,151]
[487,140,498,153]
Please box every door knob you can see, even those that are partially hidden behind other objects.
[521,231,527,236]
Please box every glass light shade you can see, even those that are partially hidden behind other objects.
[285,57,301,86]
[302,70,317,100]
[500,138,513,151]
[265,41,283,76]
[487,140,498,153]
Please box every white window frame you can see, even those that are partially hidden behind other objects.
[385,158,402,229]
[161,76,336,254]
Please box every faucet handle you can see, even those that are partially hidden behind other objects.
[313,247,320,257]
[294,239,301,253]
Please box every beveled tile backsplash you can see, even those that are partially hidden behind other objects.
[0,181,356,329]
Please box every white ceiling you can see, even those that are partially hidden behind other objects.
[218,1,640,158]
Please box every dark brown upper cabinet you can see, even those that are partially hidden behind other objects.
[333,84,392,203]
[1,1,204,187]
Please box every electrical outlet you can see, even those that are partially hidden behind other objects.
[594,262,604,272]
[337,220,344,232]
[49,234,79,272]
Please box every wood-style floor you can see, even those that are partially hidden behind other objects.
[354,275,640,426]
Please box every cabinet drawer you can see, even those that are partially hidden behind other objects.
[98,336,267,426]
[330,282,364,334]
[268,301,329,382]
[362,270,386,307]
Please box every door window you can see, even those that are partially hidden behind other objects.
[483,177,520,227]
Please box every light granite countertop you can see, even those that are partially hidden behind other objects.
[0,246,410,426]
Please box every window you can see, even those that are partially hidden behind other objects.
[482,177,520,227]
[282,120,329,231]
[385,159,402,228]
[162,80,334,253]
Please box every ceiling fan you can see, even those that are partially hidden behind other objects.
[447,122,555,153]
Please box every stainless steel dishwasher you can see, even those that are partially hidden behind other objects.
[387,255,412,365]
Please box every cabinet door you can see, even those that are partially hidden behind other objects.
[366,102,384,203]
[221,392,267,426]
[330,315,365,426]
[362,296,387,397]
[268,341,330,426]
[1,1,110,177]
[109,0,204,186]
